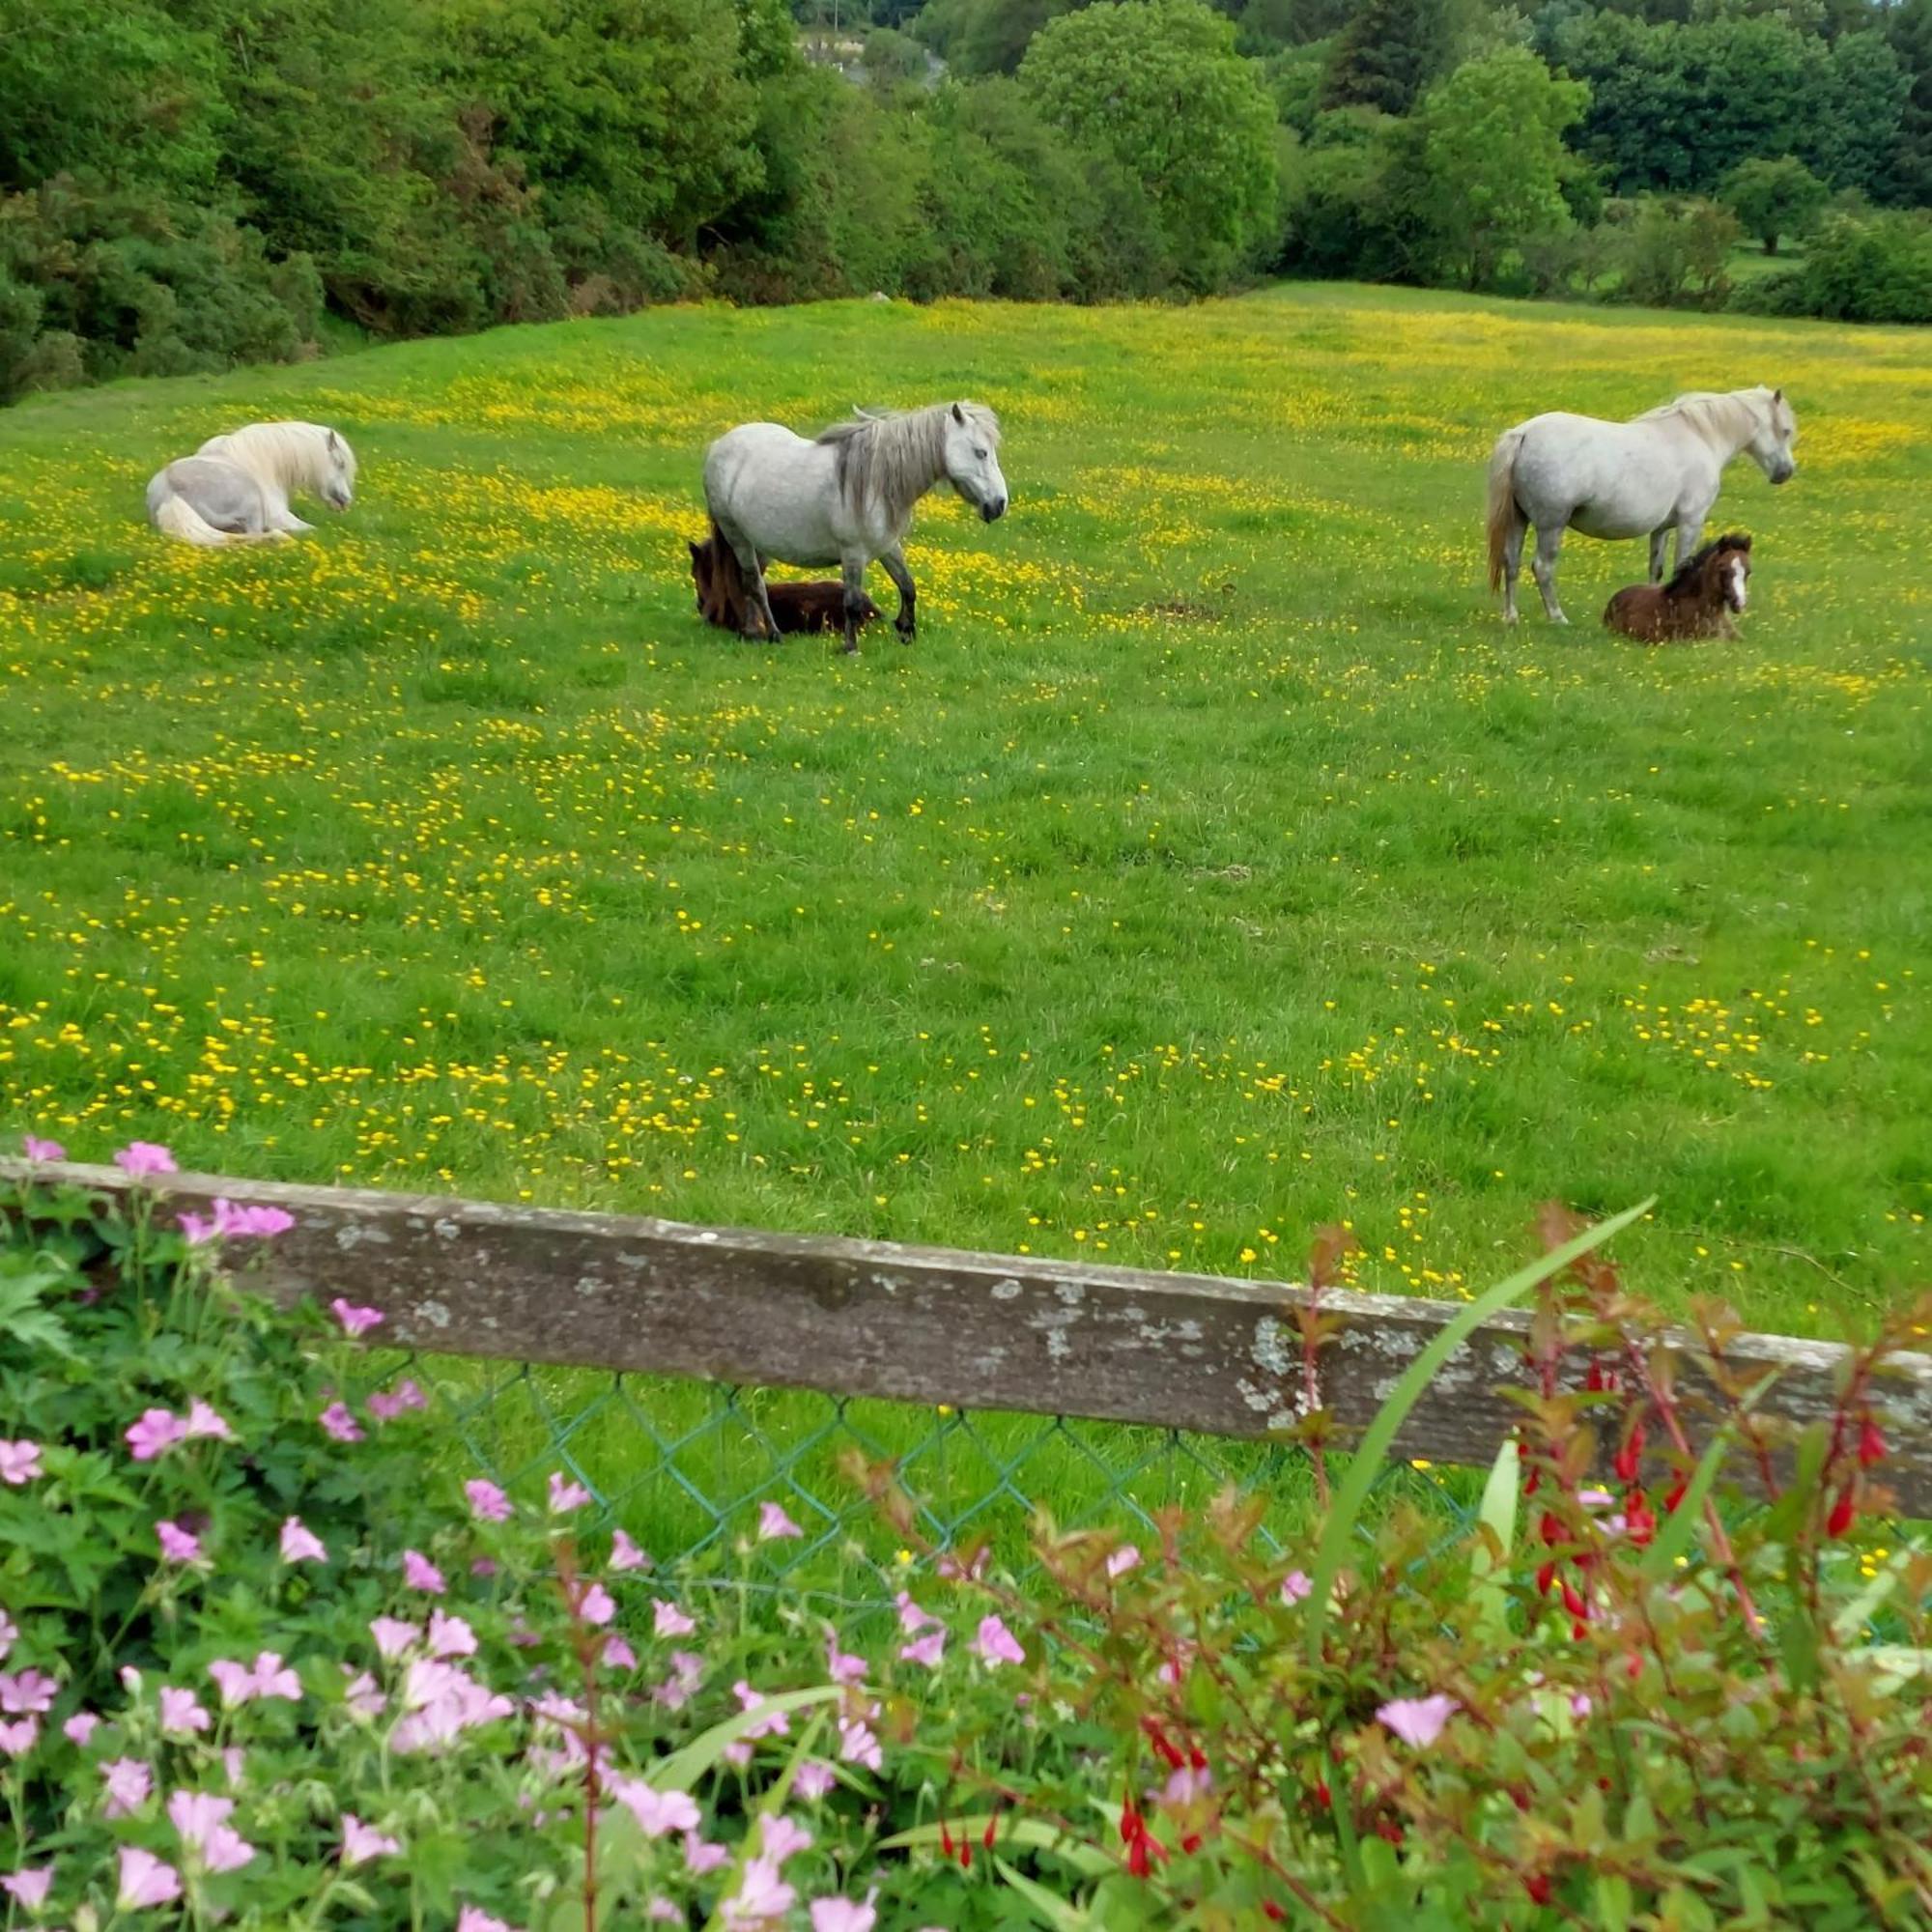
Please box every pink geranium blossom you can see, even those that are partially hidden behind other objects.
[389,1658,513,1753]
[0,1609,14,1661]
[723,1856,796,1927]
[825,1632,867,1685]
[126,1409,188,1463]
[810,1893,880,1932]
[402,1549,447,1596]
[456,1913,518,1932]
[610,1528,650,1571]
[838,1716,882,1771]
[216,1201,294,1238]
[116,1844,182,1908]
[329,1297,385,1337]
[611,1777,701,1837]
[370,1616,420,1661]
[209,1653,299,1707]
[604,1634,637,1669]
[548,1471,591,1513]
[569,1581,615,1627]
[0,1867,53,1909]
[280,1516,327,1563]
[0,1440,42,1486]
[114,1142,177,1179]
[757,1500,804,1542]
[159,1686,212,1735]
[793,1759,837,1801]
[318,1401,363,1443]
[975,1614,1024,1667]
[343,1670,386,1719]
[179,1212,221,1246]
[156,1520,201,1563]
[367,1378,427,1422]
[20,1135,64,1163]
[1377,1693,1460,1749]
[1280,1570,1313,1605]
[761,1814,812,1861]
[652,1598,695,1638]
[341,1814,402,1865]
[732,1681,790,1740]
[898,1630,945,1669]
[895,1591,939,1635]
[652,1651,703,1711]
[428,1611,477,1659]
[1107,1544,1142,1578]
[65,1709,100,1747]
[0,1668,55,1716]
[168,1789,255,1874]
[185,1400,235,1442]
[465,1478,512,1521]
[0,1717,38,1755]
[684,1833,728,1875]
[103,1757,153,1816]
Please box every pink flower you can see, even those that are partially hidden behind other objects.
[457,1913,518,1932]
[1571,1691,1594,1719]
[466,1478,513,1522]
[652,1598,695,1638]
[794,1759,837,1802]
[103,1756,153,1816]
[116,1844,182,1908]
[20,1135,64,1163]
[179,1213,220,1246]
[0,1867,53,1909]
[548,1471,591,1514]
[1107,1544,1142,1578]
[216,1202,294,1239]
[837,1716,882,1771]
[683,1833,729,1875]
[610,1528,650,1571]
[1157,1763,1214,1809]
[824,1631,867,1685]
[974,1614,1024,1667]
[329,1297,385,1338]
[222,1747,246,1788]
[733,1680,790,1740]
[0,1608,14,1661]
[1377,1693,1460,1749]
[368,1378,427,1422]
[319,1401,363,1443]
[168,1789,254,1874]
[1280,1570,1314,1605]
[185,1400,235,1442]
[156,1519,200,1563]
[159,1686,212,1735]
[611,1777,701,1837]
[724,1856,796,1927]
[65,1709,100,1747]
[604,1634,637,1670]
[0,1717,38,1756]
[341,1813,403,1865]
[114,1142,177,1179]
[898,1630,945,1669]
[280,1516,327,1563]
[370,1616,420,1660]
[0,1440,43,1486]
[126,1409,188,1463]
[761,1813,813,1861]
[895,1591,939,1635]
[757,1500,804,1542]
[208,1654,297,1707]
[428,1611,477,1659]
[343,1669,387,1719]
[389,1658,513,1753]
[251,1652,300,1701]
[0,1668,55,1716]
[653,1651,703,1711]
[571,1581,615,1628]
[810,1893,880,1932]
[402,1549,446,1596]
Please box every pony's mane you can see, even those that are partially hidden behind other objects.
[1666,531,1751,596]
[815,402,999,520]
[1635,388,1768,440]
[208,421,355,495]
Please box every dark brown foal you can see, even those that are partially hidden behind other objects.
[1604,533,1752,643]
[688,537,879,639]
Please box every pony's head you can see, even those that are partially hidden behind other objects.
[1714,533,1752,612]
[317,427,356,510]
[942,403,1007,524]
[1746,387,1798,486]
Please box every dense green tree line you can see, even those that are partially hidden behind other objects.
[2,0,1928,400]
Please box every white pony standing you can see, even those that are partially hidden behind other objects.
[1487,387,1797,623]
[703,401,1008,654]
[146,422,358,547]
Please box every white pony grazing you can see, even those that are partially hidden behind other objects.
[703,401,1008,653]
[1486,386,1797,624]
[146,422,358,548]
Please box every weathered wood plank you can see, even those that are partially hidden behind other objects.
[9,1160,1929,1513]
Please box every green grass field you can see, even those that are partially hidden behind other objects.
[1,283,1927,1353]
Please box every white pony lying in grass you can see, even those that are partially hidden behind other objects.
[146,422,357,547]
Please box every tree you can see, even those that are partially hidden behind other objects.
[1888,0,1932,204]
[1719,155,1828,252]
[1321,0,1452,114]
[1019,0,1280,289]
[1418,46,1589,287]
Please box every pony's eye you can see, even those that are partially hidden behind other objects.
[973,447,987,459]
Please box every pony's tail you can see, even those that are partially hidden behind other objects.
[1486,427,1526,594]
[151,491,283,549]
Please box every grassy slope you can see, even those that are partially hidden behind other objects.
[1,283,1927,1354]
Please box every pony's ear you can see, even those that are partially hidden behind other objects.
[1772,388,1782,404]
[689,539,702,561]
[951,402,965,425]
[327,429,342,453]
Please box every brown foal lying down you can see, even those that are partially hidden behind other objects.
[1603,533,1752,643]
[688,537,880,638]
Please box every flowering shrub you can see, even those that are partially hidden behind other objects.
[4,1147,1928,1928]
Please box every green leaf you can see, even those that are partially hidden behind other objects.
[650,1684,843,1793]
[1469,1435,1520,1642]
[993,1853,1096,1930]
[878,1815,1115,1877]
[1304,1198,1655,1664]
[1594,1872,1634,1931]
[1641,1373,1775,1582]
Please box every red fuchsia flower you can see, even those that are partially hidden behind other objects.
[757,1500,805,1542]
[114,1143,177,1179]
[548,1471,591,1514]
[1280,1569,1313,1605]
[975,1614,1025,1667]
[1827,1485,1858,1538]
[1107,1543,1142,1578]
[810,1892,880,1932]
[652,1598,696,1638]
[370,1616,421,1661]
[402,1549,447,1596]
[838,1715,883,1770]
[126,1409,188,1463]
[610,1527,650,1571]
[466,1478,513,1522]
[20,1135,64,1163]
[319,1401,363,1444]
[1614,1421,1647,1487]
[65,1710,100,1747]
[1376,1694,1460,1748]
[760,1813,813,1861]
[0,1668,54,1716]
[0,1440,42,1487]
[116,1844,183,1908]
[723,1855,797,1927]
[341,1814,402,1866]
[824,1631,867,1686]
[611,1777,701,1837]
[0,1717,38,1755]
[168,1789,255,1874]
[1119,1797,1168,1878]
[0,1867,53,1909]
[159,1686,212,1735]
[103,1757,153,1816]
[280,1516,327,1564]
[1859,1415,1888,1468]
[328,1297,385,1338]
[155,1520,201,1563]
[899,1629,946,1669]
[794,1759,837,1802]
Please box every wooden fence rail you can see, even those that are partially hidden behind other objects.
[9,1160,1930,1515]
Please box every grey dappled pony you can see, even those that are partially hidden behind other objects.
[1487,387,1797,624]
[146,422,358,548]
